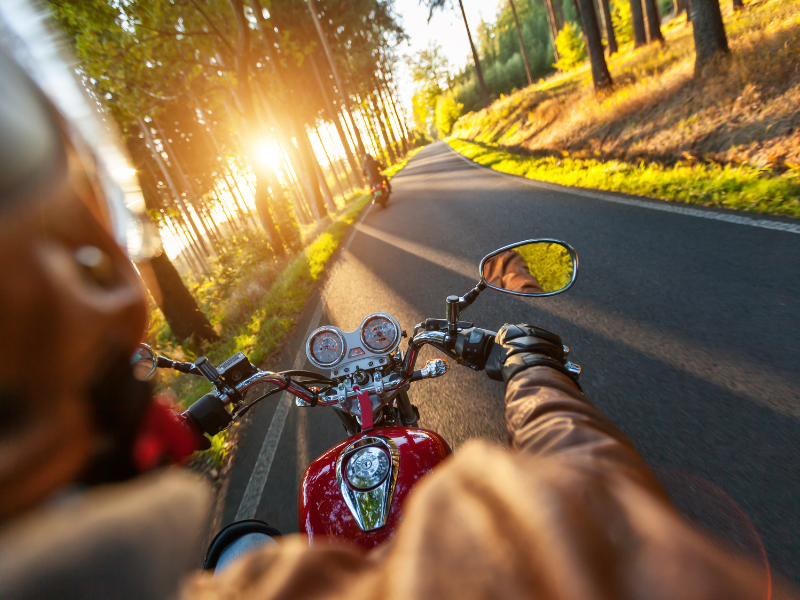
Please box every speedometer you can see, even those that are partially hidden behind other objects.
[360,314,400,354]
[307,327,346,367]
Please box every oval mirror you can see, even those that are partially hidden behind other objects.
[480,240,578,297]
[131,343,158,381]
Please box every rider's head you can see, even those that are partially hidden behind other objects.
[0,2,157,522]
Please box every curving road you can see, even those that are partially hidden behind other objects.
[221,141,800,581]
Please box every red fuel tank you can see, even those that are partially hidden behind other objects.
[298,426,451,549]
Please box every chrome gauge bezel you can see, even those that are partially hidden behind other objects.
[306,326,347,368]
[359,312,401,355]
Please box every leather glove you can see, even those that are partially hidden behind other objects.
[485,323,578,386]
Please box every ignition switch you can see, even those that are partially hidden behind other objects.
[353,369,370,386]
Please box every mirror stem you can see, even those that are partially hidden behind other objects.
[446,281,487,339]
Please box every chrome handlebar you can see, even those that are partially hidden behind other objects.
[225,329,453,408]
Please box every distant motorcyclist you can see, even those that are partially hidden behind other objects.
[361,154,391,194]
[0,3,786,600]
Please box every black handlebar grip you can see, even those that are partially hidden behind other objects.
[454,328,496,371]
[186,393,232,436]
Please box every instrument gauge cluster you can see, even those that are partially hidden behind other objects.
[306,313,402,370]
[361,314,399,353]
[308,328,346,367]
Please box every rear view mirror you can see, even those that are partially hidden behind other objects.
[131,343,158,381]
[480,240,578,297]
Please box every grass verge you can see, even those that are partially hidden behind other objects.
[383,147,424,179]
[447,138,800,217]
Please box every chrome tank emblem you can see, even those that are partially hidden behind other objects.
[335,435,399,531]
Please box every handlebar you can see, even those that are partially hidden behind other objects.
[177,326,497,439]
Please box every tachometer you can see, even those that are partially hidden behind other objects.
[360,314,399,354]
[307,327,346,367]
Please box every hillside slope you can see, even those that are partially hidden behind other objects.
[452,0,800,173]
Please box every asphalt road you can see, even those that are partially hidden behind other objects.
[222,141,800,581]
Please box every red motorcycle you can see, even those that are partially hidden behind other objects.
[135,239,579,549]
[370,181,390,208]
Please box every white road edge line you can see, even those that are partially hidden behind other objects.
[444,142,800,236]
[235,203,373,521]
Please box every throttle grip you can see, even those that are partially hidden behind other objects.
[454,328,496,371]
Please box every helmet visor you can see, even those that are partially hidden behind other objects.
[0,0,160,262]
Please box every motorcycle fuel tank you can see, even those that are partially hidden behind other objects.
[299,426,451,549]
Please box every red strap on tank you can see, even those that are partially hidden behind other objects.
[352,385,373,431]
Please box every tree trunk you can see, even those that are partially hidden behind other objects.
[306,0,367,165]
[578,0,614,90]
[732,0,743,10]
[642,0,665,43]
[144,252,218,344]
[375,86,401,156]
[383,75,412,145]
[508,0,533,85]
[456,0,490,107]
[629,0,648,46]
[309,55,365,186]
[294,126,329,217]
[154,121,220,252]
[691,0,729,74]
[543,0,561,65]
[377,82,408,155]
[306,130,337,213]
[326,125,356,192]
[554,0,564,28]
[370,93,396,164]
[316,129,347,201]
[599,0,619,54]
[138,118,211,259]
[130,141,218,343]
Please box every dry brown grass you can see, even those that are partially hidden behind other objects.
[453,0,800,171]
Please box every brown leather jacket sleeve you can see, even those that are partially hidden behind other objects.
[182,367,782,600]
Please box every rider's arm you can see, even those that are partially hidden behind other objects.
[184,328,779,600]
[505,365,666,492]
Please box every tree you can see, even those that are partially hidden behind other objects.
[629,0,648,46]
[598,0,619,54]
[577,0,614,90]
[508,0,533,85]
[435,95,464,136]
[642,0,665,44]
[543,0,563,64]
[421,0,491,108]
[555,23,587,71]
[408,42,451,137]
[690,0,729,73]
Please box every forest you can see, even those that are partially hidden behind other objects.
[46,0,412,352]
[410,0,776,135]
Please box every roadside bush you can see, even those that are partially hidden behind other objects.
[435,95,464,137]
[554,22,587,71]
[411,128,434,147]
[610,0,633,44]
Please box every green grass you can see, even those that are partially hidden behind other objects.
[447,138,800,217]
